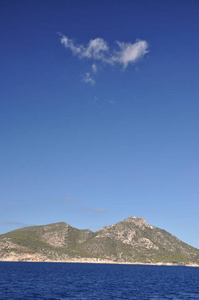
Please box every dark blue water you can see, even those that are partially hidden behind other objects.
[0,262,199,299]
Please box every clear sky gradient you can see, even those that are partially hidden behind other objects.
[1,0,199,248]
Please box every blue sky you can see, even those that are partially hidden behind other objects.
[1,0,199,248]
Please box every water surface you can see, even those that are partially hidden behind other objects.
[0,262,199,299]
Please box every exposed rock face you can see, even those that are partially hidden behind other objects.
[0,217,199,265]
[41,223,70,248]
[95,217,154,246]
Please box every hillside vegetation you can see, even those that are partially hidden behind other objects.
[0,217,199,265]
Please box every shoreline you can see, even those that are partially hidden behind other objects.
[1,258,199,268]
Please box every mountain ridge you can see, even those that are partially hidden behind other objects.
[0,217,199,266]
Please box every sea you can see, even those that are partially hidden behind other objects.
[0,262,199,299]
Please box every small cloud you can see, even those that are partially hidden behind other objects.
[59,34,149,68]
[59,34,149,84]
[112,40,149,68]
[92,63,97,73]
[83,38,109,60]
[1,221,32,228]
[94,207,108,212]
[94,96,98,102]
[59,34,109,61]
[83,72,95,85]
[63,197,77,201]
[82,207,109,213]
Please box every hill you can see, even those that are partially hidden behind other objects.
[0,217,199,266]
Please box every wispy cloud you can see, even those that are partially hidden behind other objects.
[112,40,149,68]
[59,34,149,69]
[92,63,97,73]
[63,197,77,201]
[82,72,95,85]
[1,221,32,227]
[59,35,109,61]
[82,207,109,213]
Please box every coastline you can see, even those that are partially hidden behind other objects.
[1,257,198,268]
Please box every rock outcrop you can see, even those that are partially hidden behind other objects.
[0,217,199,265]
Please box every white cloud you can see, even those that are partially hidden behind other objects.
[112,40,149,68]
[59,34,149,84]
[82,72,95,85]
[83,38,109,60]
[60,35,83,56]
[92,63,97,73]
[60,34,109,62]
[59,34,149,68]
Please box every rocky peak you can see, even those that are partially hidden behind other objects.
[123,217,153,229]
[1,218,199,265]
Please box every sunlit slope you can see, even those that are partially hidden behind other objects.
[0,217,199,265]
